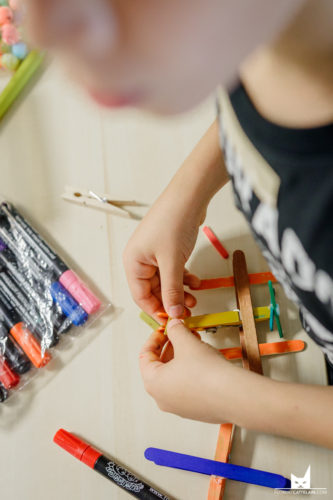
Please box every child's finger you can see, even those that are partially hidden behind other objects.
[160,339,174,363]
[139,330,169,390]
[159,255,185,319]
[167,319,202,354]
[183,270,201,289]
[184,292,197,308]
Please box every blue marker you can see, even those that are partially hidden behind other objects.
[145,448,291,490]
[50,282,88,326]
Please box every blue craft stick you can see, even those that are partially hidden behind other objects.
[145,448,291,490]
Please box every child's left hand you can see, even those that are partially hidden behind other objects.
[139,318,232,423]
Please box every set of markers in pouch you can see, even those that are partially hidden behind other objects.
[0,200,109,406]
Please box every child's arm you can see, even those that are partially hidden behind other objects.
[140,320,333,449]
[123,119,229,321]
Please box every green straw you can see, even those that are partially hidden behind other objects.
[0,50,45,121]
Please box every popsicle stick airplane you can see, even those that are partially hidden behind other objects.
[140,239,305,499]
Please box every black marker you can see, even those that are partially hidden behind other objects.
[1,204,101,314]
[0,292,51,368]
[0,240,71,334]
[54,429,171,500]
[0,271,59,348]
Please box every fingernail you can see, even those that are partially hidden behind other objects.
[169,305,184,318]
[168,319,183,329]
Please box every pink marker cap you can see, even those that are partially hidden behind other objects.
[59,270,101,314]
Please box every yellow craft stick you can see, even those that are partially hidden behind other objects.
[139,311,161,331]
[184,306,270,330]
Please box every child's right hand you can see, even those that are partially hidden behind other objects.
[123,178,204,322]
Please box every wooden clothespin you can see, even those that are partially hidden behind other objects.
[61,186,145,219]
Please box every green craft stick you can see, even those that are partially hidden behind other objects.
[0,50,45,121]
[268,280,283,338]
[139,311,161,331]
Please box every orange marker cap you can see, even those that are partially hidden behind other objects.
[10,322,51,368]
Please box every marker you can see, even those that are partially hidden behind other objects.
[0,323,31,374]
[0,241,72,333]
[0,354,20,389]
[0,293,51,368]
[54,429,170,500]
[0,271,60,348]
[0,236,85,327]
[145,448,291,490]
[0,382,8,403]
[1,204,101,314]
[0,238,72,333]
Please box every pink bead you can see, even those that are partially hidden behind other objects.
[9,0,20,10]
[0,7,13,26]
[1,23,19,45]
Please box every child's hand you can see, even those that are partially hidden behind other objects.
[139,319,231,422]
[123,120,229,322]
[123,183,204,322]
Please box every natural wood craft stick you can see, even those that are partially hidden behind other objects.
[233,250,263,375]
[208,250,264,499]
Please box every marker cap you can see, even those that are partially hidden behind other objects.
[50,282,88,326]
[59,270,101,314]
[0,355,20,389]
[10,322,51,368]
[54,429,101,468]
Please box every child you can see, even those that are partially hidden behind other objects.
[27,0,333,448]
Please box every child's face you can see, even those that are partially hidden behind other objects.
[27,0,304,114]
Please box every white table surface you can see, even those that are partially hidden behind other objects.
[0,64,332,500]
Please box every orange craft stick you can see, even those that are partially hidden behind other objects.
[207,423,234,500]
[190,272,277,290]
[220,339,305,360]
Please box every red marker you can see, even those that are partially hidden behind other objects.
[54,429,170,499]
[0,355,20,389]
[202,226,229,259]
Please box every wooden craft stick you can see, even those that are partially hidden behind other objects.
[183,307,270,330]
[190,272,277,290]
[208,251,265,499]
[203,226,229,259]
[207,423,234,500]
[220,339,305,360]
[233,251,263,375]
